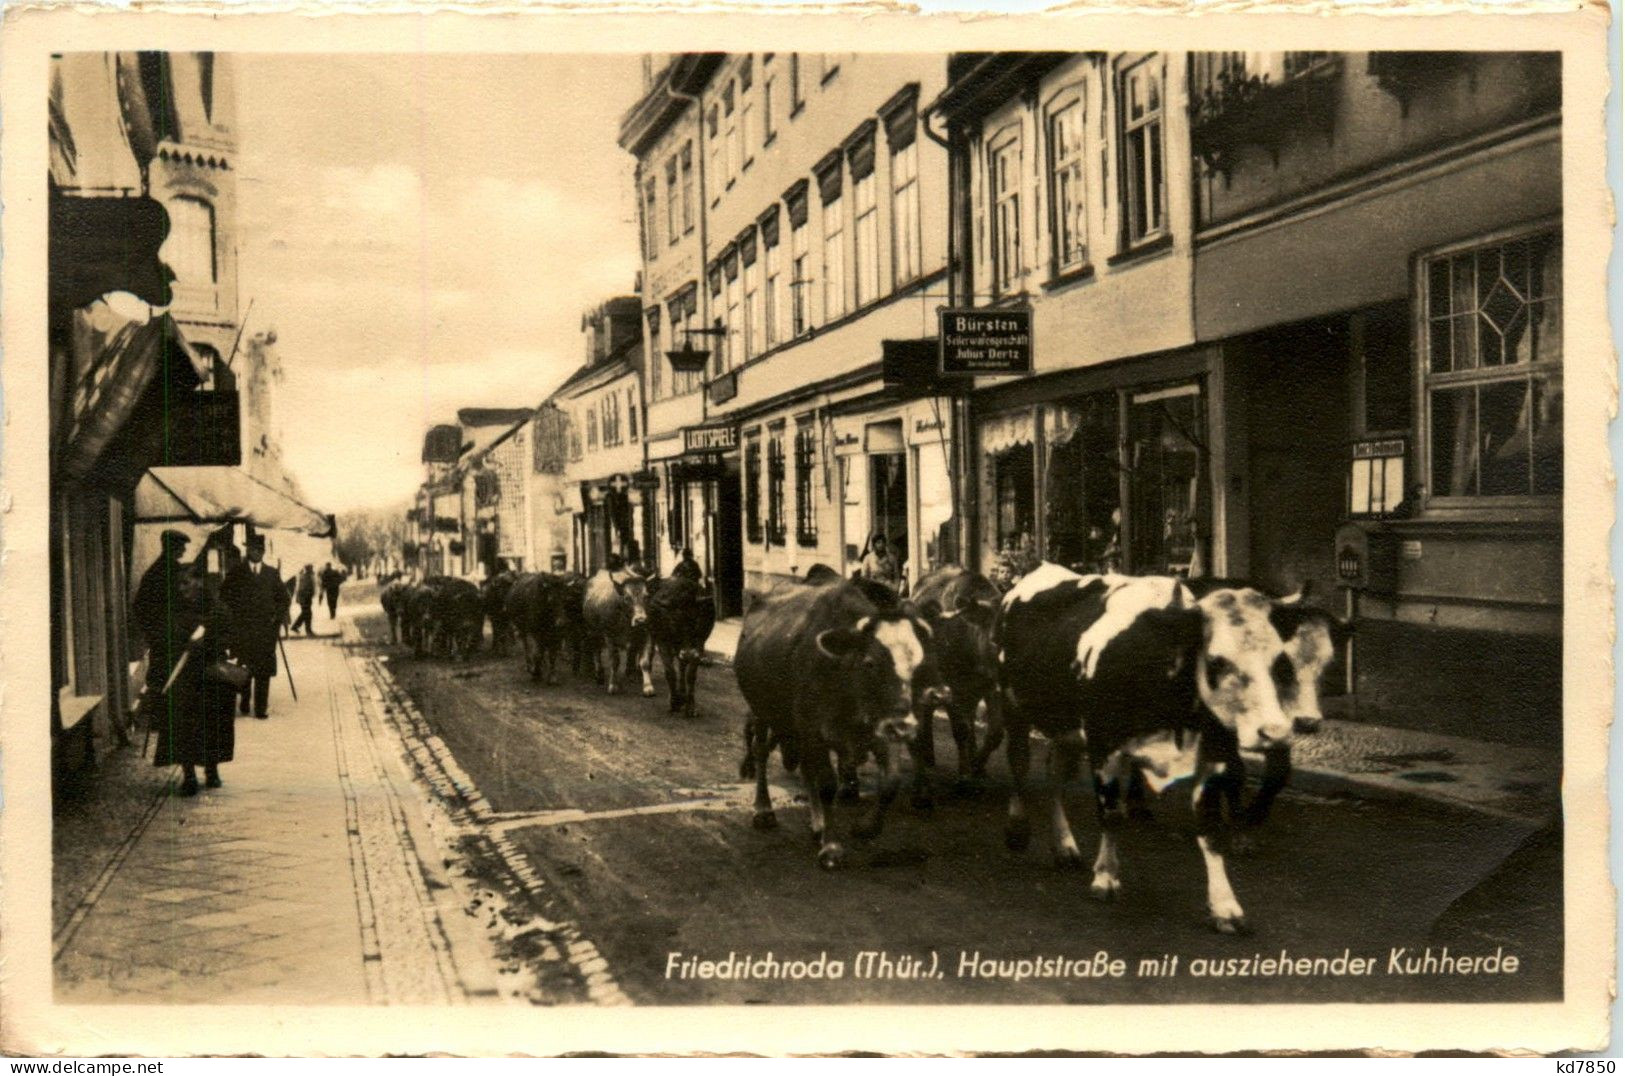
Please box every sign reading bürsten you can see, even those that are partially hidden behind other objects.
[938,308,1033,376]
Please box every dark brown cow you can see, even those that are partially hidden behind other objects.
[647,575,717,717]
[735,580,943,870]
[910,566,1001,790]
[482,570,520,656]
[505,572,573,682]
[380,579,411,645]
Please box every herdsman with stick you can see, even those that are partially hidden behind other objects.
[219,533,290,719]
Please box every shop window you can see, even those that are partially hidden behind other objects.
[1127,385,1206,576]
[992,444,1037,557]
[1119,56,1167,247]
[766,434,787,546]
[914,438,955,574]
[1045,394,1122,574]
[745,437,763,543]
[1422,228,1562,501]
[795,424,819,547]
[667,473,687,551]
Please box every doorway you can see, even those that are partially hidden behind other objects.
[1127,383,1207,577]
[713,462,745,617]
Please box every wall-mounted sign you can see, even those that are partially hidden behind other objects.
[938,309,1033,376]
[683,424,738,454]
[709,371,738,405]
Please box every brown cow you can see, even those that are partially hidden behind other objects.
[582,568,653,696]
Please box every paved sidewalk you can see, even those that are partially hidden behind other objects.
[54,625,501,1006]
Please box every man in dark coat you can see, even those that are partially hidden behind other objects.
[220,534,289,718]
[152,583,238,795]
[132,530,198,722]
[319,562,348,620]
[672,547,703,584]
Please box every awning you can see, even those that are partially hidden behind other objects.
[135,467,335,537]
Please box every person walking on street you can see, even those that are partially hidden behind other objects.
[291,564,317,636]
[320,562,347,620]
[131,530,198,731]
[151,576,238,795]
[220,535,290,719]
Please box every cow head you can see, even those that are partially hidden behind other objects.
[1267,595,1350,734]
[614,573,650,629]
[1189,588,1297,751]
[815,613,936,743]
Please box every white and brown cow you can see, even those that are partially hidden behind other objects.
[995,563,1305,934]
[582,568,654,696]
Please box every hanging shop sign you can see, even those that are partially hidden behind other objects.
[683,423,738,454]
[938,308,1033,376]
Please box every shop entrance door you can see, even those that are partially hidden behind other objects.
[713,464,745,617]
[1127,383,1207,577]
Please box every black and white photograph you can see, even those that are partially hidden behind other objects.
[4,10,1613,1057]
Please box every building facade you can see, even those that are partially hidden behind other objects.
[933,51,1563,741]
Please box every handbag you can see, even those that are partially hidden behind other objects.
[207,658,252,689]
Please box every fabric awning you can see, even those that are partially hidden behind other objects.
[135,467,335,537]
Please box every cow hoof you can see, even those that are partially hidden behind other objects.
[751,810,778,831]
[1004,820,1031,853]
[642,686,655,698]
[1089,874,1122,901]
[817,844,846,871]
[1054,846,1086,871]
[1211,914,1252,936]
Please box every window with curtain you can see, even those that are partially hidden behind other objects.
[795,423,818,546]
[1423,228,1563,501]
[766,433,787,546]
[989,135,1021,293]
[745,437,763,543]
[891,139,920,287]
[1119,56,1167,246]
[1047,93,1088,273]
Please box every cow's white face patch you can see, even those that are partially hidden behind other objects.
[1280,618,1336,728]
[1073,575,1192,680]
[1001,562,1085,608]
[866,617,927,691]
[1195,589,1293,750]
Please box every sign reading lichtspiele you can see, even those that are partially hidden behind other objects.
[938,308,1033,376]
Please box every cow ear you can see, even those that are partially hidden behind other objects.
[910,617,934,641]
[816,627,869,659]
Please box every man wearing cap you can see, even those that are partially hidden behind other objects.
[132,530,202,721]
[219,534,289,719]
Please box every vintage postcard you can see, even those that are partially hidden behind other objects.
[1,3,1613,1058]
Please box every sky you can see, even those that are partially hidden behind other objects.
[234,54,643,513]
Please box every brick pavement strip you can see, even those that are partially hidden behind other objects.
[53,628,521,1006]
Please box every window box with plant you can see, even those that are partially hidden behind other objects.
[1187,51,1342,177]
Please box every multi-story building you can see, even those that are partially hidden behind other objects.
[933,51,1563,740]
[631,53,954,605]
[619,55,729,587]
[554,297,649,574]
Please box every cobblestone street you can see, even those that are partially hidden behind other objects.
[53,612,508,1006]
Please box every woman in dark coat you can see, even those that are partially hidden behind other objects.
[151,577,238,796]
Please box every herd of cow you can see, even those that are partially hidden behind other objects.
[380,560,1346,935]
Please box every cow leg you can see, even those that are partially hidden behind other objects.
[971,691,1008,783]
[1003,715,1032,852]
[1048,730,1086,870]
[836,762,861,803]
[911,708,937,812]
[682,655,700,719]
[949,698,978,790]
[748,717,777,830]
[806,750,845,870]
[856,737,909,840]
[638,636,655,698]
[1243,744,1292,831]
[523,633,540,680]
[661,642,681,712]
[1193,761,1248,934]
[1088,748,1126,900]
